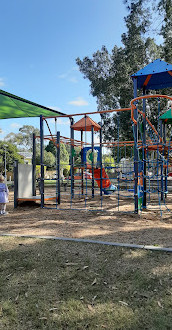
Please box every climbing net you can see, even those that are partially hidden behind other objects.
[131,94,172,215]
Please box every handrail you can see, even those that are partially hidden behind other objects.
[131,94,172,125]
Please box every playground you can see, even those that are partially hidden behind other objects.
[0,59,172,248]
[1,59,172,330]
[9,59,172,222]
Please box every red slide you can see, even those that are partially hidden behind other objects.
[93,168,111,189]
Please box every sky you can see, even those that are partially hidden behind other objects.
[0,0,128,143]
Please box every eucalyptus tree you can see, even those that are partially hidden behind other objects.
[76,0,161,142]
[157,0,172,62]
[5,125,40,151]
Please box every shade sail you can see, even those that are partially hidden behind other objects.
[71,116,101,131]
[159,108,172,124]
[131,59,172,90]
[0,89,64,119]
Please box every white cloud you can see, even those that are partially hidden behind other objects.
[58,67,78,83]
[58,73,68,79]
[0,78,5,87]
[57,118,70,125]
[10,123,21,128]
[68,76,78,83]
[68,97,89,106]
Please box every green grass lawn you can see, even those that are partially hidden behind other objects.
[44,179,92,187]
[44,180,59,185]
[0,237,172,330]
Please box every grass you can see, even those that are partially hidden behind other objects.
[0,237,172,330]
[44,180,58,185]
[44,179,93,187]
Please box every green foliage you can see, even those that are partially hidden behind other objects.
[45,140,55,155]
[35,165,46,177]
[103,154,115,167]
[5,125,40,151]
[45,140,69,164]
[72,147,82,166]
[36,150,55,169]
[0,141,24,172]
[158,0,172,62]
[86,149,98,164]
[61,162,70,174]
[76,0,163,142]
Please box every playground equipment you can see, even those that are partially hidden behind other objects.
[14,143,57,208]
[131,59,172,213]
[27,58,172,215]
[71,116,117,195]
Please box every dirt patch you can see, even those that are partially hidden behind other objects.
[0,188,172,247]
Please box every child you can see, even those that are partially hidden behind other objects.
[0,175,9,215]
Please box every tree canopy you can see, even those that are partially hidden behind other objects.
[0,142,24,173]
[76,0,169,143]
[5,125,40,151]
[45,140,69,164]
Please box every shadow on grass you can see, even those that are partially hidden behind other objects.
[0,237,172,329]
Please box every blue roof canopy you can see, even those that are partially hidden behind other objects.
[131,59,172,90]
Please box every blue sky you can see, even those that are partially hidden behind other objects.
[0,0,128,142]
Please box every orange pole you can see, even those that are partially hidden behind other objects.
[137,109,162,142]
[43,107,132,120]
[143,74,152,87]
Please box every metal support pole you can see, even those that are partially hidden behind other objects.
[163,122,167,198]
[142,87,146,208]
[100,127,103,197]
[32,133,36,196]
[117,116,120,210]
[133,78,138,213]
[40,115,44,208]
[70,118,74,199]
[14,160,18,208]
[57,131,61,204]
[91,125,94,198]
[4,147,6,179]
[81,130,84,195]
[160,120,164,201]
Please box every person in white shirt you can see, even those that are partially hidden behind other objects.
[0,175,9,215]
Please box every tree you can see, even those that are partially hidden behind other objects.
[36,150,55,169]
[158,0,172,63]
[44,151,55,168]
[0,141,24,173]
[76,0,162,143]
[5,125,40,150]
[45,140,69,164]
